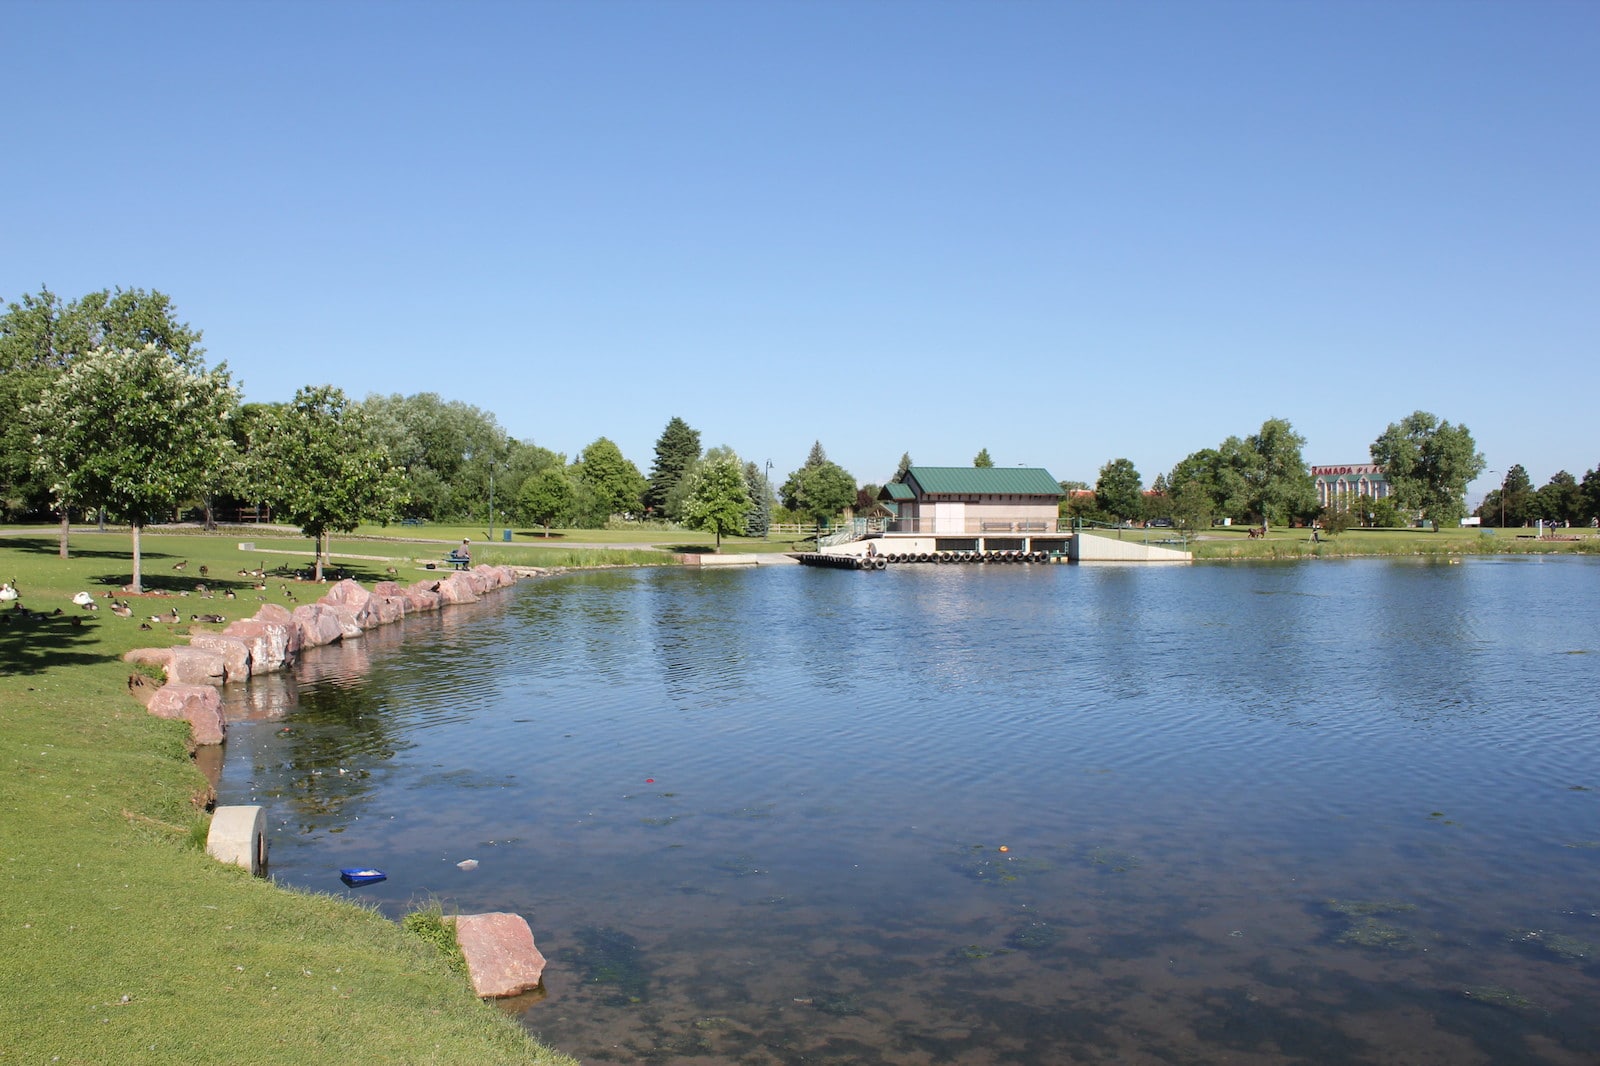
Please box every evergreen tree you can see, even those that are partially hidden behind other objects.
[973,448,994,468]
[645,416,701,516]
[892,452,913,483]
[742,460,770,537]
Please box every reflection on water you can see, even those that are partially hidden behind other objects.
[219,558,1600,1065]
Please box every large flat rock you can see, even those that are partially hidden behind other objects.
[450,912,546,998]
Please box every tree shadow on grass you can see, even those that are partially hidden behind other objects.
[0,611,110,675]
[661,544,715,554]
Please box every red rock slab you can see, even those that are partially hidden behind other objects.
[450,913,546,998]
[147,682,227,745]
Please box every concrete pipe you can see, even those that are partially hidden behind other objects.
[874,556,888,570]
[207,805,268,876]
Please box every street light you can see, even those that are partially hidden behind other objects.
[763,460,773,540]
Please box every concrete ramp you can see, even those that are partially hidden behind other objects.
[1070,532,1192,563]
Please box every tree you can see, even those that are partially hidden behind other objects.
[1370,412,1484,531]
[786,461,857,528]
[742,460,770,537]
[1494,465,1535,527]
[517,468,576,536]
[681,454,751,549]
[780,441,832,512]
[1,286,203,530]
[249,385,406,580]
[1095,458,1144,523]
[572,437,647,526]
[644,416,702,517]
[973,448,994,468]
[1243,417,1316,529]
[359,392,510,520]
[1536,471,1582,526]
[892,452,913,483]
[27,345,235,591]
[1582,466,1600,526]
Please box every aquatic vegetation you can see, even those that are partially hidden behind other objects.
[713,854,766,876]
[1325,899,1418,917]
[1337,917,1414,950]
[951,943,1007,961]
[1462,985,1537,1011]
[811,992,864,1016]
[1508,929,1594,960]
[566,926,651,1005]
[1087,847,1142,872]
[952,844,1054,885]
[1007,921,1061,950]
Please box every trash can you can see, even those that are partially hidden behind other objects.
[502,529,512,542]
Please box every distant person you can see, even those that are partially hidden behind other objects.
[449,539,472,566]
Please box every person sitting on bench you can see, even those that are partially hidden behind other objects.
[448,539,472,568]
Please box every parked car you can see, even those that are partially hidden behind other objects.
[1147,518,1174,528]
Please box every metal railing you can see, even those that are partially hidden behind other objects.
[881,517,1066,535]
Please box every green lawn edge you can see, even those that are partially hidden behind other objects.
[0,531,578,1066]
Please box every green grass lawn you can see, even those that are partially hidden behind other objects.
[0,529,576,1065]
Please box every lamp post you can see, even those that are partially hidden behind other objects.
[763,459,773,540]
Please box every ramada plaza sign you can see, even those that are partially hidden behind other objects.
[1312,465,1384,477]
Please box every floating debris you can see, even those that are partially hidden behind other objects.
[456,859,479,871]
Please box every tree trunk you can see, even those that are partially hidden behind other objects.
[58,507,69,560]
[203,496,217,532]
[131,522,144,594]
[313,530,325,582]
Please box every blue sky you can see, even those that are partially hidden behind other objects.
[5,1,1595,502]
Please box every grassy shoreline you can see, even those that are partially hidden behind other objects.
[0,530,577,1065]
[1181,525,1600,561]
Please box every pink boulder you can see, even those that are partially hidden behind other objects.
[319,579,372,611]
[164,645,226,686]
[186,635,251,683]
[450,913,547,998]
[292,603,345,648]
[147,683,227,745]
[223,618,299,674]
[436,573,480,605]
[373,581,405,598]
[403,584,442,612]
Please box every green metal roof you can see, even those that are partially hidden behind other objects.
[880,482,915,501]
[904,466,1064,497]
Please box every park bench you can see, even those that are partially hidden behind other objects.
[444,552,471,570]
[401,517,426,527]
[980,521,1014,532]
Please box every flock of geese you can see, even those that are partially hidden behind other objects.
[0,559,361,632]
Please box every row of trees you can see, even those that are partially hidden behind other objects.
[1068,413,1491,533]
[1476,465,1600,528]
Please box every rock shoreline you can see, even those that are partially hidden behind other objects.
[123,564,527,747]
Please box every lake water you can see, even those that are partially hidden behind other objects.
[217,557,1600,1065]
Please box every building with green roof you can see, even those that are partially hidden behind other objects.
[879,466,1065,536]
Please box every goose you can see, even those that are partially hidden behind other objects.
[171,559,188,571]
[197,565,209,577]
[110,601,134,618]
[191,613,226,624]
